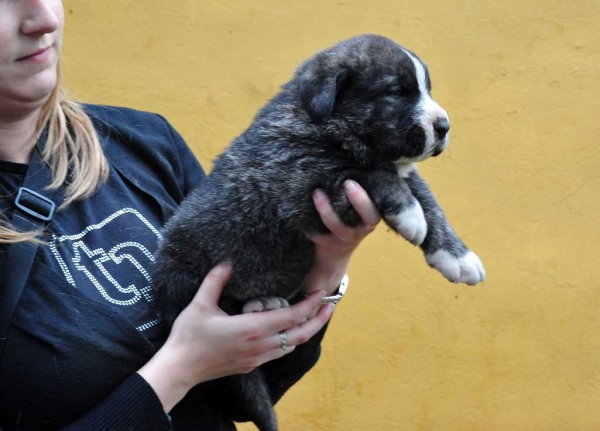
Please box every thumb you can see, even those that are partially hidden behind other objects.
[192,262,232,306]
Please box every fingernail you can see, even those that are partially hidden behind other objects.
[344,180,358,192]
[214,262,232,275]
[313,189,326,202]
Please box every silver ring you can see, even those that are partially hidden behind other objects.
[279,332,288,350]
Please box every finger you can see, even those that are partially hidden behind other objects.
[229,342,298,376]
[312,189,353,241]
[309,232,351,248]
[266,331,294,353]
[255,344,297,366]
[244,290,326,334]
[192,262,232,306]
[343,180,381,227]
[279,303,335,347]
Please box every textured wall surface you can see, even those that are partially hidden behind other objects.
[62,1,600,430]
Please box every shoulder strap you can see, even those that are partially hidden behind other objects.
[0,131,59,357]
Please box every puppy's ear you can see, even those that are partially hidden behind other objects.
[299,68,348,122]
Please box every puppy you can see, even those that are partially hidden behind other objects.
[153,34,485,431]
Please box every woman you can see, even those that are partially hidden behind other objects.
[0,1,380,430]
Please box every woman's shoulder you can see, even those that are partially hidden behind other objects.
[81,103,186,157]
[81,103,205,196]
[81,103,173,135]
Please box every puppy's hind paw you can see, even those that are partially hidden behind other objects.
[426,250,486,286]
[386,201,428,246]
[242,296,290,313]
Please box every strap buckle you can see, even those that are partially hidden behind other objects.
[14,187,56,222]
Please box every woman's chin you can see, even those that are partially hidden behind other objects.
[14,71,58,105]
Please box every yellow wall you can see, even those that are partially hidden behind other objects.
[63,1,600,430]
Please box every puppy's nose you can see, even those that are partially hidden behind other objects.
[433,118,450,139]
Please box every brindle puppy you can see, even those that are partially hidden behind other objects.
[153,34,485,431]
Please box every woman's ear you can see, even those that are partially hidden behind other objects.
[299,67,348,123]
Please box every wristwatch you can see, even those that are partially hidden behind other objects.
[319,274,349,305]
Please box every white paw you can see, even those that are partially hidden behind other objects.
[388,201,428,246]
[426,250,486,286]
[242,296,290,313]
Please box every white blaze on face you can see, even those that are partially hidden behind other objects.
[402,49,449,155]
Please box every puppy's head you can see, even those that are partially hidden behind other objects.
[296,34,449,164]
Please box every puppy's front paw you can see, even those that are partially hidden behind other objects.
[426,250,486,286]
[242,296,290,313]
[387,201,428,246]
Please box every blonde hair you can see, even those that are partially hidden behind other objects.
[0,73,109,244]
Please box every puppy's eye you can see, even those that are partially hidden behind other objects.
[386,85,401,94]
[385,84,411,97]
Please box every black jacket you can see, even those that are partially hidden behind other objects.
[0,105,326,431]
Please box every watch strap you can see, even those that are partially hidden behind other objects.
[319,274,349,305]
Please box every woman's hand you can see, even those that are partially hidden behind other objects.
[304,180,381,295]
[138,263,334,413]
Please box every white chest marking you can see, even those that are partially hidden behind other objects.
[396,162,416,178]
